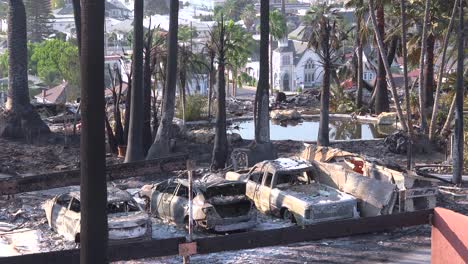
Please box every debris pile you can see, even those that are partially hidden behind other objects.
[287,89,320,107]
[226,98,253,116]
[270,109,302,121]
[183,128,243,145]
[384,131,409,154]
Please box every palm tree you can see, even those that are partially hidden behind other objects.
[428,0,458,140]
[224,21,253,97]
[417,0,431,133]
[255,0,270,144]
[269,10,287,91]
[355,0,364,109]
[146,0,179,159]
[302,5,345,146]
[240,4,255,31]
[143,26,156,154]
[452,0,464,184]
[125,0,144,162]
[368,0,409,132]
[79,0,108,261]
[0,0,49,139]
[211,16,228,170]
[374,1,389,114]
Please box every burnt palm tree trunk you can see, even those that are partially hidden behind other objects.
[400,0,413,168]
[424,33,435,110]
[418,0,431,132]
[72,0,81,54]
[368,0,408,132]
[208,50,215,118]
[254,0,270,144]
[79,0,108,262]
[147,0,179,159]
[318,22,331,147]
[429,0,458,140]
[452,0,464,184]
[355,3,363,109]
[143,28,154,155]
[125,0,145,162]
[0,0,49,139]
[211,18,228,170]
[269,34,273,92]
[374,4,389,114]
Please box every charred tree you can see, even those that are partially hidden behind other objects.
[147,0,179,159]
[0,0,50,139]
[452,0,464,185]
[143,27,155,155]
[125,0,145,162]
[211,17,228,170]
[374,3,389,114]
[424,33,435,110]
[255,0,271,144]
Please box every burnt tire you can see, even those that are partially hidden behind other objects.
[281,208,296,224]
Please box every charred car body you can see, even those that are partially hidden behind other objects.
[43,187,151,242]
[226,158,359,224]
[140,178,256,232]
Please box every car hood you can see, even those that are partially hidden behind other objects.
[108,211,149,229]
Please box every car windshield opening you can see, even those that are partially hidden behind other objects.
[275,173,309,187]
[107,200,140,214]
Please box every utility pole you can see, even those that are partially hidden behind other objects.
[80,0,108,263]
[452,0,464,185]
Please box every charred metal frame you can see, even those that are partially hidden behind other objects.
[0,209,433,264]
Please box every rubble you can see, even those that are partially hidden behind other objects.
[377,112,397,125]
[183,128,243,145]
[270,109,302,121]
[287,89,320,107]
[384,131,409,154]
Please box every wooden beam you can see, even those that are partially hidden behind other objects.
[0,210,433,264]
[0,153,187,195]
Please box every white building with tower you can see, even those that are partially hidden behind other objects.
[271,38,324,92]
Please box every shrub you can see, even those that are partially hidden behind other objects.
[176,94,208,121]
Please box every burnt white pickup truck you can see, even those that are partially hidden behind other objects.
[226,158,359,224]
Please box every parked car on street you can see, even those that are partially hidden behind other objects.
[43,186,152,243]
[226,158,359,224]
[140,177,257,232]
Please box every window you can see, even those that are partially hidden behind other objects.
[69,198,81,213]
[263,173,273,187]
[57,194,72,207]
[281,55,290,65]
[177,185,189,198]
[304,60,315,85]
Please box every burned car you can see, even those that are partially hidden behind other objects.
[43,187,151,243]
[226,158,359,224]
[140,178,256,232]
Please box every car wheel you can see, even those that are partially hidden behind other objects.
[282,209,296,223]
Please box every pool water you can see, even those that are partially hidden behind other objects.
[229,119,394,141]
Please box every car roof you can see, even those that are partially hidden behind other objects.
[256,158,314,173]
[67,186,134,203]
[173,176,245,192]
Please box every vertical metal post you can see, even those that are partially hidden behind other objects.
[184,160,195,264]
[80,0,108,263]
